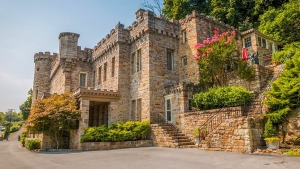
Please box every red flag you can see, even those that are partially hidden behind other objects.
[242,47,248,61]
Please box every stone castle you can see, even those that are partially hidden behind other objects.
[32,9,278,150]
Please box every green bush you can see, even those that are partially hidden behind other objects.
[25,138,41,150]
[283,150,300,156]
[81,120,151,143]
[192,86,252,110]
[9,123,20,133]
[20,130,29,146]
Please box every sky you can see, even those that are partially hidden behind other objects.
[0,0,160,113]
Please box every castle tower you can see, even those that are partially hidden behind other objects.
[32,52,57,103]
[59,32,80,59]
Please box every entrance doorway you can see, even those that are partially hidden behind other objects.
[89,102,109,127]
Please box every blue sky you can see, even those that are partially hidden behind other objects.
[0,0,161,113]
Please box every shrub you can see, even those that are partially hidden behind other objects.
[9,123,20,133]
[192,86,252,110]
[283,150,300,156]
[25,138,41,150]
[81,120,151,143]
[264,118,277,138]
[20,130,29,146]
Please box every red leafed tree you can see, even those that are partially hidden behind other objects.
[26,92,81,149]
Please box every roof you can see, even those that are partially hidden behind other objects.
[73,87,120,102]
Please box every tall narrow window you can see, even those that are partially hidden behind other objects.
[166,99,171,121]
[137,49,142,72]
[98,66,102,84]
[35,89,38,99]
[244,37,252,48]
[167,50,174,71]
[137,99,142,121]
[93,70,95,86]
[111,57,115,77]
[182,56,187,67]
[79,73,87,87]
[182,31,187,43]
[131,100,136,121]
[131,52,136,74]
[104,63,107,81]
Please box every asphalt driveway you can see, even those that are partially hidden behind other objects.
[0,130,299,169]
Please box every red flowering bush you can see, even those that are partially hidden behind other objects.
[194,29,253,87]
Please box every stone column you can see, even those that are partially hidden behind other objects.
[77,99,90,149]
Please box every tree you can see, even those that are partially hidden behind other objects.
[264,45,300,136]
[142,0,164,16]
[26,92,81,149]
[161,0,288,31]
[19,89,32,120]
[259,0,300,45]
[162,0,211,20]
[194,29,254,88]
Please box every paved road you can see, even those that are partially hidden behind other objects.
[0,131,300,169]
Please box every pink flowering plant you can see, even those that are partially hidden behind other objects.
[194,29,254,87]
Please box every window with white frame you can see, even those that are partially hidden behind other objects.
[167,50,174,71]
[244,37,252,48]
[131,49,142,75]
[166,99,172,121]
[79,73,87,87]
[258,37,267,48]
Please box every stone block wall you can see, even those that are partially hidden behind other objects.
[33,52,57,102]
[81,140,153,151]
[180,108,264,153]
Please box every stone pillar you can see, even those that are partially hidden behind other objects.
[77,99,90,149]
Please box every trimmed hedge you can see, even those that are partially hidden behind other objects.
[25,138,41,150]
[81,120,151,143]
[20,130,29,146]
[9,123,20,133]
[192,86,252,110]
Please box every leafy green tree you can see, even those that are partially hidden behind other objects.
[162,0,211,20]
[272,42,300,64]
[259,0,300,45]
[19,89,32,120]
[0,112,5,125]
[26,92,81,149]
[194,29,254,88]
[264,45,300,136]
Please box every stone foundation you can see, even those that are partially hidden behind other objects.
[81,140,153,151]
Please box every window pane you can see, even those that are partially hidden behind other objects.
[167,99,171,110]
[80,73,86,87]
[167,51,173,70]
[167,111,171,121]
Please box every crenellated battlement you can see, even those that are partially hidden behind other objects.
[34,52,58,62]
[78,47,93,62]
[179,10,235,30]
[59,32,80,39]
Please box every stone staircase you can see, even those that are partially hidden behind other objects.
[151,123,196,148]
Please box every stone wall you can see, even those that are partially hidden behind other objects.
[179,105,264,153]
[81,140,153,151]
[33,52,56,102]
[50,67,65,94]
[284,108,300,145]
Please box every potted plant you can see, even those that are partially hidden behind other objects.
[264,119,280,150]
[193,128,206,145]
